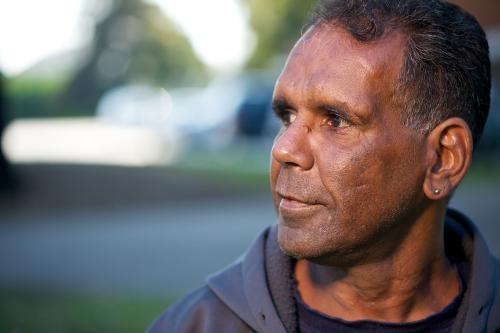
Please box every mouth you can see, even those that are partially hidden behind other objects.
[278,193,322,211]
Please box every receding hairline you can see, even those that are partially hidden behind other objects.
[300,21,408,63]
[294,22,410,111]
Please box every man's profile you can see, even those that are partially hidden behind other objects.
[149,0,499,332]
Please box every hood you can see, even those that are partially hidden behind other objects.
[207,227,289,332]
[446,209,498,332]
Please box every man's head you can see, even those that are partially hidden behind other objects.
[270,0,490,265]
[309,0,491,146]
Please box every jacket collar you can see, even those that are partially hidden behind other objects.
[207,228,288,333]
[446,209,497,332]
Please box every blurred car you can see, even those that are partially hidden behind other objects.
[95,71,280,147]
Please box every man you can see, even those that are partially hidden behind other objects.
[149,0,499,332]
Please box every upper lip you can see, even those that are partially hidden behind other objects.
[278,192,318,205]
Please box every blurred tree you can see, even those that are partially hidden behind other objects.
[245,0,316,68]
[62,0,206,113]
[0,72,15,192]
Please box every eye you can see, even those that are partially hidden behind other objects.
[276,109,297,126]
[322,112,349,128]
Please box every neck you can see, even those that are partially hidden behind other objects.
[294,206,460,323]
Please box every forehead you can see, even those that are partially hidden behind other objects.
[274,24,406,111]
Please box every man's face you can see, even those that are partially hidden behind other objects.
[270,24,429,264]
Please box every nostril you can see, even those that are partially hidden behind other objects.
[271,145,313,170]
[283,160,300,168]
[272,146,299,167]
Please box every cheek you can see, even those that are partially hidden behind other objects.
[313,134,407,213]
[313,137,374,205]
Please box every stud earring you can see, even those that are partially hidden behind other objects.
[433,188,441,195]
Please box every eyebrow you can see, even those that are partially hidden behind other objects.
[273,96,353,119]
[272,94,370,125]
[271,97,292,113]
[318,103,351,119]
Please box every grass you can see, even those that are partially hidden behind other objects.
[170,139,272,190]
[0,291,173,333]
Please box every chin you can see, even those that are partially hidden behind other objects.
[277,222,335,260]
[276,220,372,266]
[277,233,313,260]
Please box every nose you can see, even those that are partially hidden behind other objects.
[271,120,314,170]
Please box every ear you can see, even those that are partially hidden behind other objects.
[423,117,473,200]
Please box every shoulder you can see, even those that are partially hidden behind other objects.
[147,227,274,333]
[147,285,254,333]
[487,258,500,332]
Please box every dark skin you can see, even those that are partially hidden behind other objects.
[270,24,473,323]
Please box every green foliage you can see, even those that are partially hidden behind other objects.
[0,291,172,333]
[7,76,66,96]
[246,0,316,68]
[127,5,205,87]
[3,0,206,119]
[5,77,88,119]
[62,0,207,113]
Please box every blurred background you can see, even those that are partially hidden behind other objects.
[0,0,498,332]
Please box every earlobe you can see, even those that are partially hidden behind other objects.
[423,118,473,200]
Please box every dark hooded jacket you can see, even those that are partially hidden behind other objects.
[148,209,500,333]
